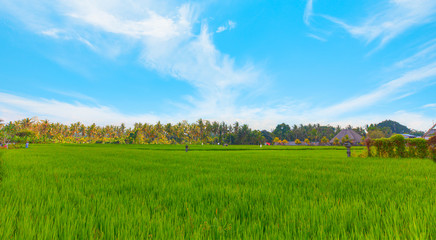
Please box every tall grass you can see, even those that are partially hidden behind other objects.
[0,145,434,239]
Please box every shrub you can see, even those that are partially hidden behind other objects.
[373,138,395,158]
[373,139,385,157]
[341,135,350,144]
[407,138,428,159]
[390,134,407,158]
[321,136,329,145]
[333,138,340,146]
[304,138,310,145]
[295,139,301,145]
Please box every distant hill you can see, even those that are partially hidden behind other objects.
[375,120,410,134]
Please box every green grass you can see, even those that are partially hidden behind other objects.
[0,145,435,239]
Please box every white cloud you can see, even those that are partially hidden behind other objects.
[307,33,326,42]
[0,92,162,126]
[216,20,236,33]
[317,61,436,117]
[323,0,436,47]
[422,103,436,108]
[393,39,436,69]
[40,28,65,38]
[303,0,313,25]
[328,111,435,131]
[0,1,260,118]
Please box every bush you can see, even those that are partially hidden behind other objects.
[407,138,428,159]
[373,138,395,158]
[390,134,407,158]
[321,136,329,145]
[341,135,350,144]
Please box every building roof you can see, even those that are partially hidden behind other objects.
[330,129,363,143]
[423,123,436,138]
[402,134,417,139]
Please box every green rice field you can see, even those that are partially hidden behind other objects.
[0,145,435,239]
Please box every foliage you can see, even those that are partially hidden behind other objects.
[374,120,410,134]
[304,138,310,145]
[406,138,428,159]
[333,138,340,146]
[320,136,329,144]
[271,123,352,142]
[366,129,386,139]
[0,145,434,239]
[295,139,301,144]
[272,123,291,141]
[390,134,407,158]
[367,120,423,137]
[261,130,273,143]
[0,119,266,145]
[373,137,430,159]
[341,134,350,144]
[373,138,394,158]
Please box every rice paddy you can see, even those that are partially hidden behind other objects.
[0,145,435,239]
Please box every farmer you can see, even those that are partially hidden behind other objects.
[26,141,29,148]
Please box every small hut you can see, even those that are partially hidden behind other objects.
[330,129,363,144]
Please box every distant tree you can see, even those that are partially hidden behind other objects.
[333,138,340,146]
[376,120,410,134]
[282,139,288,144]
[273,137,280,144]
[273,123,291,140]
[261,130,274,143]
[367,129,385,139]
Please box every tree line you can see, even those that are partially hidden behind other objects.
[0,118,424,145]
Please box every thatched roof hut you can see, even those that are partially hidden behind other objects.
[330,129,363,144]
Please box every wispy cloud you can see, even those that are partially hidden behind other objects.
[303,0,313,25]
[394,39,436,69]
[0,1,262,120]
[0,92,162,126]
[422,103,436,109]
[318,61,436,117]
[216,20,236,33]
[2,91,433,131]
[324,0,436,47]
[307,33,326,42]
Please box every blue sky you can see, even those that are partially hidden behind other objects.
[0,0,436,130]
